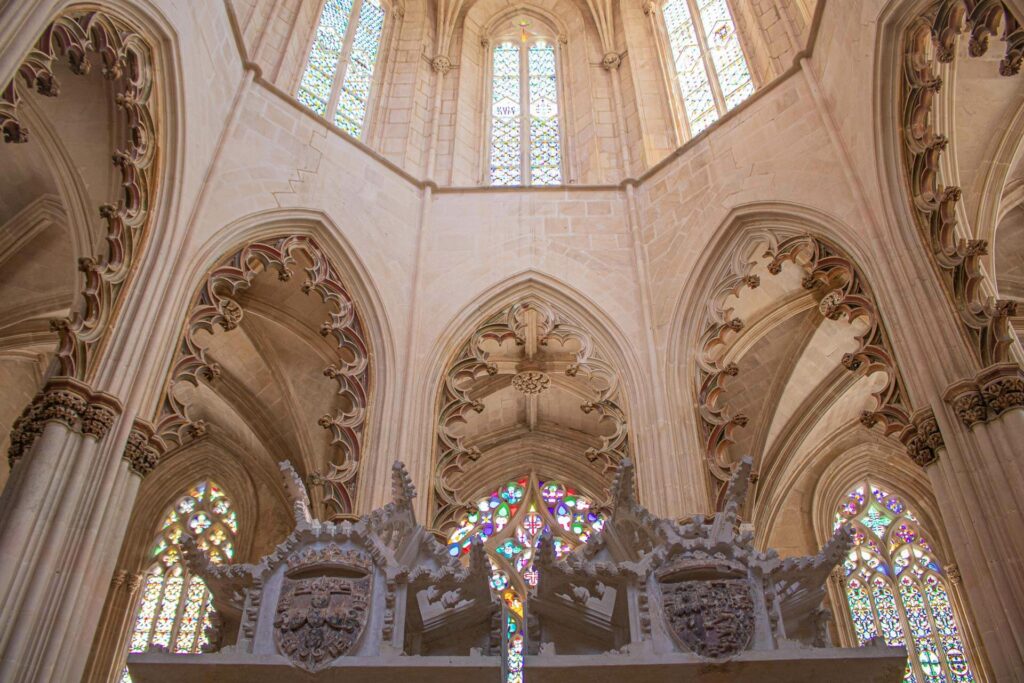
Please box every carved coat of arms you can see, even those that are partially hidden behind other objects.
[274,571,372,671]
[661,578,754,658]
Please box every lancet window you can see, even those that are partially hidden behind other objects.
[297,0,386,138]
[488,23,564,186]
[836,482,975,683]
[121,481,238,681]
[660,0,754,137]
[447,473,605,682]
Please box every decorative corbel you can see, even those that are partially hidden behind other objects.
[944,363,1024,428]
[899,407,945,468]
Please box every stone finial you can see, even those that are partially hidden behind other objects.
[280,460,313,525]
[391,460,417,507]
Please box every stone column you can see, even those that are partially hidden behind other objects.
[0,381,158,682]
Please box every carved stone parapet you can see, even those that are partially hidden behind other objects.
[7,377,123,467]
[122,418,166,477]
[899,408,944,468]
[944,363,1024,428]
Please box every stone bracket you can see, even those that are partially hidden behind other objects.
[944,362,1024,428]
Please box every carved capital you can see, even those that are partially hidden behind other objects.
[642,1,657,16]
[122,419,165,477]
[432,55,452,75]
[944,563,962,585]
[899,408,944,468]
[944,363,1024,428]
[7,378,123,467]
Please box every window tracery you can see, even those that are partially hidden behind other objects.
[447,472,605,683]
[660,0,754,137]
[836,482,975,682]
[297,0,385,138]
[488,21,564,186]
[121,481,237,682]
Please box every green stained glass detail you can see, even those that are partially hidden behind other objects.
[859,503,894,538]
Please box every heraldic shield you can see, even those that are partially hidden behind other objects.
[660,578,755,658]
[274,550,373,672]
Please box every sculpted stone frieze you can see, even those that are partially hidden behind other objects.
[274,550,373,671]
[660,578,755,658]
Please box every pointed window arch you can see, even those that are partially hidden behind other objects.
[660,0,754,137]
[121,481,238,682]
[488,22,564,186]
[836,482,976,683]
[297,0,386,138]
[447,473,605,682]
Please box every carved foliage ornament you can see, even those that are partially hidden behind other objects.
[660,578,755,658]
[944,362,1024,427]
[695,232,912,506]
[154,235,370,514]
[274,548,373,671]
[432,299,629,530]
[901,1,1022,367]
[7,377,121,467]
[899,408,945,468]
[1,10,157,380]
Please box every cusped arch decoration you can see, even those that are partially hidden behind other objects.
[151,235,370,515]
[432,297,630,532]
[695,229,912,508]
[900,0,1024,366]
[0,8,157,380]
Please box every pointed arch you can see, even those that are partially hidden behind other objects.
[0,2,174,382]
[139,209,394,521]
[669,202,916,512]
[413,271,653,532]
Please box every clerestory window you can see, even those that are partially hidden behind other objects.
[660,0,754,137]
[488,29,564,186]
[297,0,386,138]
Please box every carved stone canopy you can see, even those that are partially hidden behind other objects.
[433,299,630,531]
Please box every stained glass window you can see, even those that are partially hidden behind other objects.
[489,38,564,186]
[297,0,385,138]
[661,0,753,137]
[447,474,605,682]
[121,481,237,682]
[836,482,975,683]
